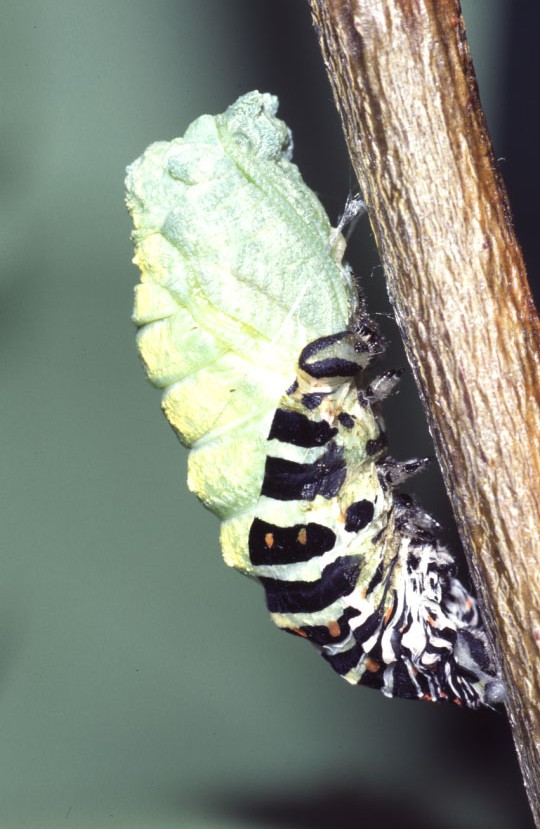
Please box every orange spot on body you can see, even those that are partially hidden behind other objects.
[297,528,307,545]
[421,694,433,702]
[327,620,341,638]
[264,533,274,549]
[427,614,436,627]
[364,657,380,673]
[384,604,394,624]
[290,627,308,638]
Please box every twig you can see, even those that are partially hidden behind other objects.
[308,0,540,823]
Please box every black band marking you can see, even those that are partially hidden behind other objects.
[353,608,384,646]
[299,332,360,379]
[299,333,346,363]
[261,555,362,614]
[249,518,336,566]
[292,606,362,646]
[365,560,384,596]
[337,412,355,429]
[391,661,420,700]
[303,357,360,380]
[344,499,375,533]
[268,409,337,448]
[261,443,346,501]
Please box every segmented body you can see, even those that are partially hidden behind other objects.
[253,327,496,704]
[125,91,503,707]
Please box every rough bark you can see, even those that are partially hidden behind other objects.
[308,0,540,824]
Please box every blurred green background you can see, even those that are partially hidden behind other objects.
[1,1,538,827]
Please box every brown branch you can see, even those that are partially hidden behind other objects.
[308,0,540,823]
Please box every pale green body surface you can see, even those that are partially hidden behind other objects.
[126,91,359,572]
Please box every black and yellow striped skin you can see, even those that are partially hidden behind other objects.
[126,92,504,709]
[249,321,500,707]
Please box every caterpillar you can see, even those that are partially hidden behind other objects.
[125,91,504,707]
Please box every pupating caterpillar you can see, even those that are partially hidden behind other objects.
[125,91,503,707]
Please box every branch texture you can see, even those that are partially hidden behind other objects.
[309,0,540,822]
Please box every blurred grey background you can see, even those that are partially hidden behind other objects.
[0,1,537,827]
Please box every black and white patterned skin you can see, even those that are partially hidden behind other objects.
[249,319,503,707]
